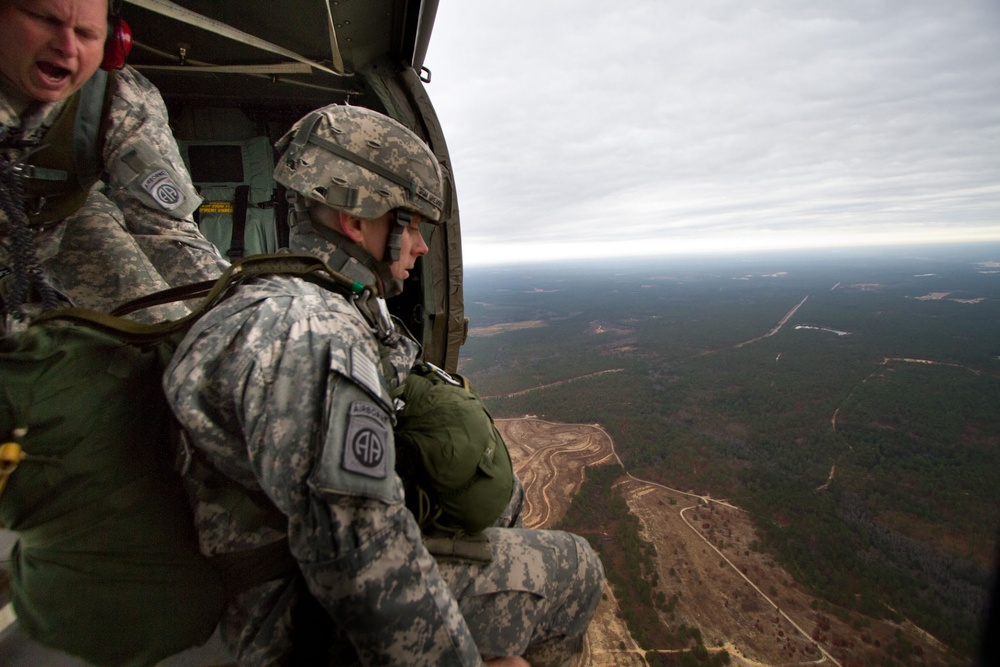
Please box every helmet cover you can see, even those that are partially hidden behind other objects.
[274,105,444,223]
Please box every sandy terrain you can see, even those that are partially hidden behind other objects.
[498,419,639,666]
[468,320,548,337]
[498,418,955,667]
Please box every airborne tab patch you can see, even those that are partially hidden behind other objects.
[342,401,390,479]
[141,169,185,211]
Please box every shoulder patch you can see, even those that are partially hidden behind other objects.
[141,169,185,211]
[309,345,400,503]
[111,142,201,218]
[342,401,390,479]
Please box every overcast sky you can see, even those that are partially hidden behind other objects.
[423,1,1000,266]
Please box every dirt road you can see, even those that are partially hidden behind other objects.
[498,417,953,667]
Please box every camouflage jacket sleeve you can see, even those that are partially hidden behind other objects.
[166,282,484,665]
[100,66,228,285]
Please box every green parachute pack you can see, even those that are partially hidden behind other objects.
[0,254,513,666]
[0,255,358,667]
[393,362,514,535]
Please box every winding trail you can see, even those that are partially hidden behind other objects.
[502,416,844,666]
[830,354,997,432]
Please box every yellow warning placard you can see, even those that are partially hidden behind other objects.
[198,201,233,214]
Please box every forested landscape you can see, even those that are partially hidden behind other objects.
[458,244,1000,660]
[556,464,730,666]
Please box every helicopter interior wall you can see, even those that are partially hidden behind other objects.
[131,24,462,370]
[166,98,389,145]
[162,97,433,349]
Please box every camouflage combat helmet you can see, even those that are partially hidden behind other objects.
[274,104,445,225]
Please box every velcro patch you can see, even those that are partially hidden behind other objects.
[141,169,185,211]
[350,347,389,406]
[342,401,390,479]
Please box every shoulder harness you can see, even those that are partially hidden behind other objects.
[10,70,114,226]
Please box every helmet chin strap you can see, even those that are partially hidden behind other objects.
[297,196,397,295]
[287,189,310,229]
[296,197,413,297]
[386,209,410,264]
[380,209,413,297]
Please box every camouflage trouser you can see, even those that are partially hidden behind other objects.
[437,527,605,667]
[436,474,604,665]
[319,526,604,666]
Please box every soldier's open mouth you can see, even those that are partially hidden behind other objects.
[37,62,71,82]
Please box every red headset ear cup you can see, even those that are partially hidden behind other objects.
[101,16,132,71]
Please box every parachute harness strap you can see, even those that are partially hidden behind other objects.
[385,209,409,263]
[354,287,399,346]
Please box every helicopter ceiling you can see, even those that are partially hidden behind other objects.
[122,0,437,106]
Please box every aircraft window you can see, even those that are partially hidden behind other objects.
[187,145,245,184]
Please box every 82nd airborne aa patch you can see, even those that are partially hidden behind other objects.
[342,401,390,479]
[141,169,185,211]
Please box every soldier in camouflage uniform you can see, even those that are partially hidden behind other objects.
[164,104,605,666]
[0,0,227,332]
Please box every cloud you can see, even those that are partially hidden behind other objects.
[425,0,1000,264]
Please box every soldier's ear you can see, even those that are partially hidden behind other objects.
[337,212,365,244]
